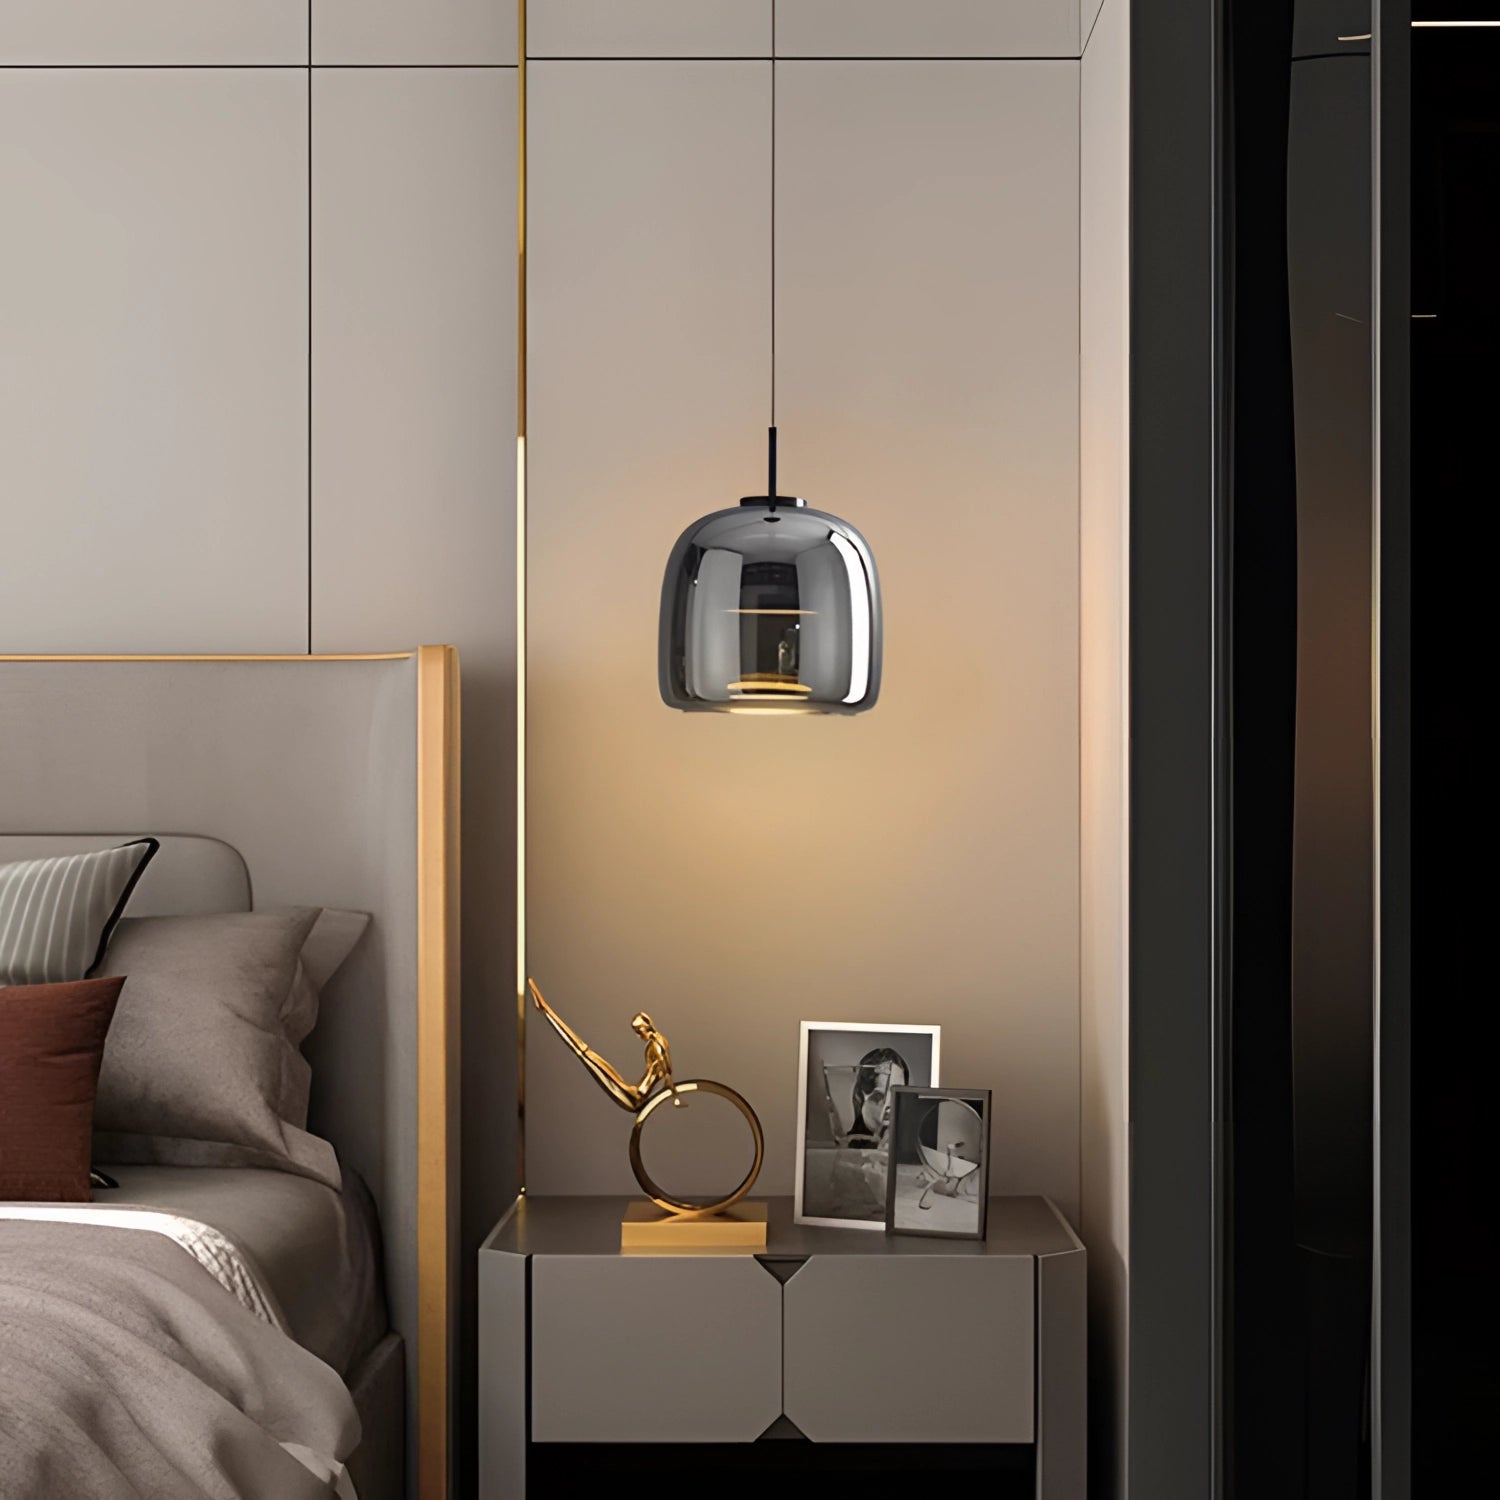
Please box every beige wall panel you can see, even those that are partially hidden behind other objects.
[525,61,774,1197]
[776,61,1081,1216]
[0,3,304,64]
[0,69,308,653]
[1080,0,1129,1492]
[312,0,517,65]
[776,0,1077,58]
[310,67,520,1276]
[528,1,769,56]
[526,57,1082,1221]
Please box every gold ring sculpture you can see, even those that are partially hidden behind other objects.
[528,979,764,1217]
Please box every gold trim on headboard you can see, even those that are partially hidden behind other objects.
[0,652,416,662]
[417,644,460,1500]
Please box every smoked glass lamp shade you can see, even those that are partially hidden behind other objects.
[658,497,882,714]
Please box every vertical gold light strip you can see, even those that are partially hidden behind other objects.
[515,0,528,1198]
[415,644,459,1500]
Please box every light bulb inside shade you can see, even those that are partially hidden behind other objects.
[727,680,812,696]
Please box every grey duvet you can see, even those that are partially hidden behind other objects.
[0,1219,358,1499]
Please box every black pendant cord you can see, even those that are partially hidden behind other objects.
[769,38,777,510]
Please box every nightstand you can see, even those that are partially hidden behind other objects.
[478,1195,1085,1498]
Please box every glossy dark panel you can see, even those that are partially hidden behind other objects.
[1293,0,1371,57]
[1412,0,1498,17]
[1228,4,1383,1495]
[1411,22,1497,1491]
[1286,52,1374,1261]
[1226,4,1302,1492]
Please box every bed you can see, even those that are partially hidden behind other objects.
[0,651,460,1500]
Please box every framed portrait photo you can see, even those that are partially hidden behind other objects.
[884,1086,991,1240]
[794,1021,941,1229]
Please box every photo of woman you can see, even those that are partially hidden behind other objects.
[794,1022,940,1229]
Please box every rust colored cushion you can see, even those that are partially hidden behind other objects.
[0,976,124,1201]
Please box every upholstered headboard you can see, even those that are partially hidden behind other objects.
[0,652,459,1500]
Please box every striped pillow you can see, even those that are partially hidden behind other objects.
[0,840,159,986]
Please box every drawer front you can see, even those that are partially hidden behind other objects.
[530,1255,782,1442]
[782,1254,1035,1443]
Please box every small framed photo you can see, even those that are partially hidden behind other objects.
[794,1021,941,1230]
[884,1086,991,1241]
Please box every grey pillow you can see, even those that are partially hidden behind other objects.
[91,907,367,1189]
[0,839,158,986]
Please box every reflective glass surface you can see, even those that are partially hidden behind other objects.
[658,499,882,714]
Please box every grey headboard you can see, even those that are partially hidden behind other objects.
[0,652,460,1500]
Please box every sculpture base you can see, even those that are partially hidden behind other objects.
[619,1200,769,1250]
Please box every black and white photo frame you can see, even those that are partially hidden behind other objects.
[793,1021,940,1229]
[884,1085,991,1240]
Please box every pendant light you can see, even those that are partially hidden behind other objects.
[658,426,882,714]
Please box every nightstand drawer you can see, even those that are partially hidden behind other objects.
[530,1256,783,1442]
[480,1196,1084,1498]
[782,1255,1035,1442]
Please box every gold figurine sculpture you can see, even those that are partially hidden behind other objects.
[528,979,764,1218]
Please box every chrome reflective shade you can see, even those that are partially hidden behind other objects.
[658,495,882,715]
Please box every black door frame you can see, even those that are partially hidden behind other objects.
[1128,1,1227,1496]
[1128,4,1411,1497]
[1372,2,1411,1496]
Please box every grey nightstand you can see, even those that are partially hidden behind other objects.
[479,1195,1084,1497]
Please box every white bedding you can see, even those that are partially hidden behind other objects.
[0,1205,290,1330]
[0,1203,357,1498]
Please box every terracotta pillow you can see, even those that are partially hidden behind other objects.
[0,976,124,1201]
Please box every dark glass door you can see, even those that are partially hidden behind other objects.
[1227,4,1377,1494]
[1410,13,1499,1490]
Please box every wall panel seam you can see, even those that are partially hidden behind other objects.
[0,64,309,70]
[524,55,1080,63]
[1076,43,1085,1254]
[306,0,312,656]
[0,65,520,70]
[310,64,520,70]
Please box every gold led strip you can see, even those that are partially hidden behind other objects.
[515,0,529,1210]
[0,652,414,662]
